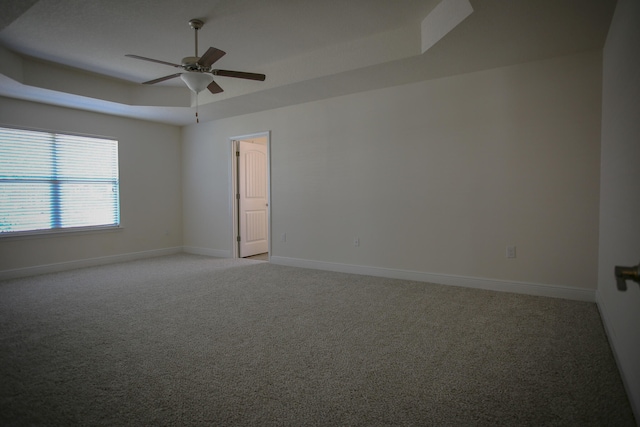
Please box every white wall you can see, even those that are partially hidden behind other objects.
[183,50,602,295]
[597,0,640,418]
[0,98,183,276]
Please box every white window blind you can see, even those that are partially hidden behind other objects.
[0,126,120,234]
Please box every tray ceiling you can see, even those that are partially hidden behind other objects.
[0,0,616,125]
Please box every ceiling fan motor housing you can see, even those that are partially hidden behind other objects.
[181,56,205,71]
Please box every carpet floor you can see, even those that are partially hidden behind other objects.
[0,254,635,426]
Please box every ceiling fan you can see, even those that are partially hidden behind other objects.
[126,19,266,95]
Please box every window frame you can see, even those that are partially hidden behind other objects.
[0,125,122,239]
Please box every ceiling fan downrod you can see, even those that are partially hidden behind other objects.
[189,19,204,58]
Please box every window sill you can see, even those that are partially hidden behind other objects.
[0,225,124,241]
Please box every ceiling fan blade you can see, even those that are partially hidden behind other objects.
[142,73,182,85]
[212,69,266,81]
[126,54,181,68]
[197,47,226,68]
[207,80,224,94]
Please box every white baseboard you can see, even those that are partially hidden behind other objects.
[3,250,595,302]
[183,246,232,258]
[0,247,184,280]
[270,256,596,302]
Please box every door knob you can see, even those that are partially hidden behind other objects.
[615,262,640,291]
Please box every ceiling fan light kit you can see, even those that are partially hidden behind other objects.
[180,72,214,94]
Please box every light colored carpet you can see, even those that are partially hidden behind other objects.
[0,254,635,426]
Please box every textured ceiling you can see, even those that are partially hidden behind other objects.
[0,0,617,125]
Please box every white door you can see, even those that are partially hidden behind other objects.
[238,140,268,257]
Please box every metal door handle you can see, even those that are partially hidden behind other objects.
[615,262,640,291]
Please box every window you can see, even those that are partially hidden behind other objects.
[0,126,120,235]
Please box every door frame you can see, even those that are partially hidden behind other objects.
[229,131,271,259]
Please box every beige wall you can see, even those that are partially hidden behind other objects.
[0,98,183,274]
[597,0,640,417]
[183,50,602,291]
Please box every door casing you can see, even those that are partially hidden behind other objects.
[229,131,271,259]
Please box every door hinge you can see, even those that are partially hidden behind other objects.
[237,236,241,242]
[236,193,240,199]
[236,151,240,157]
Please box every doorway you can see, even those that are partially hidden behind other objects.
[231,132,270,259]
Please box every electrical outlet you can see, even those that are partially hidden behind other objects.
[281,233,286,242]
[354,237,359,247]
[506,245,516,259]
